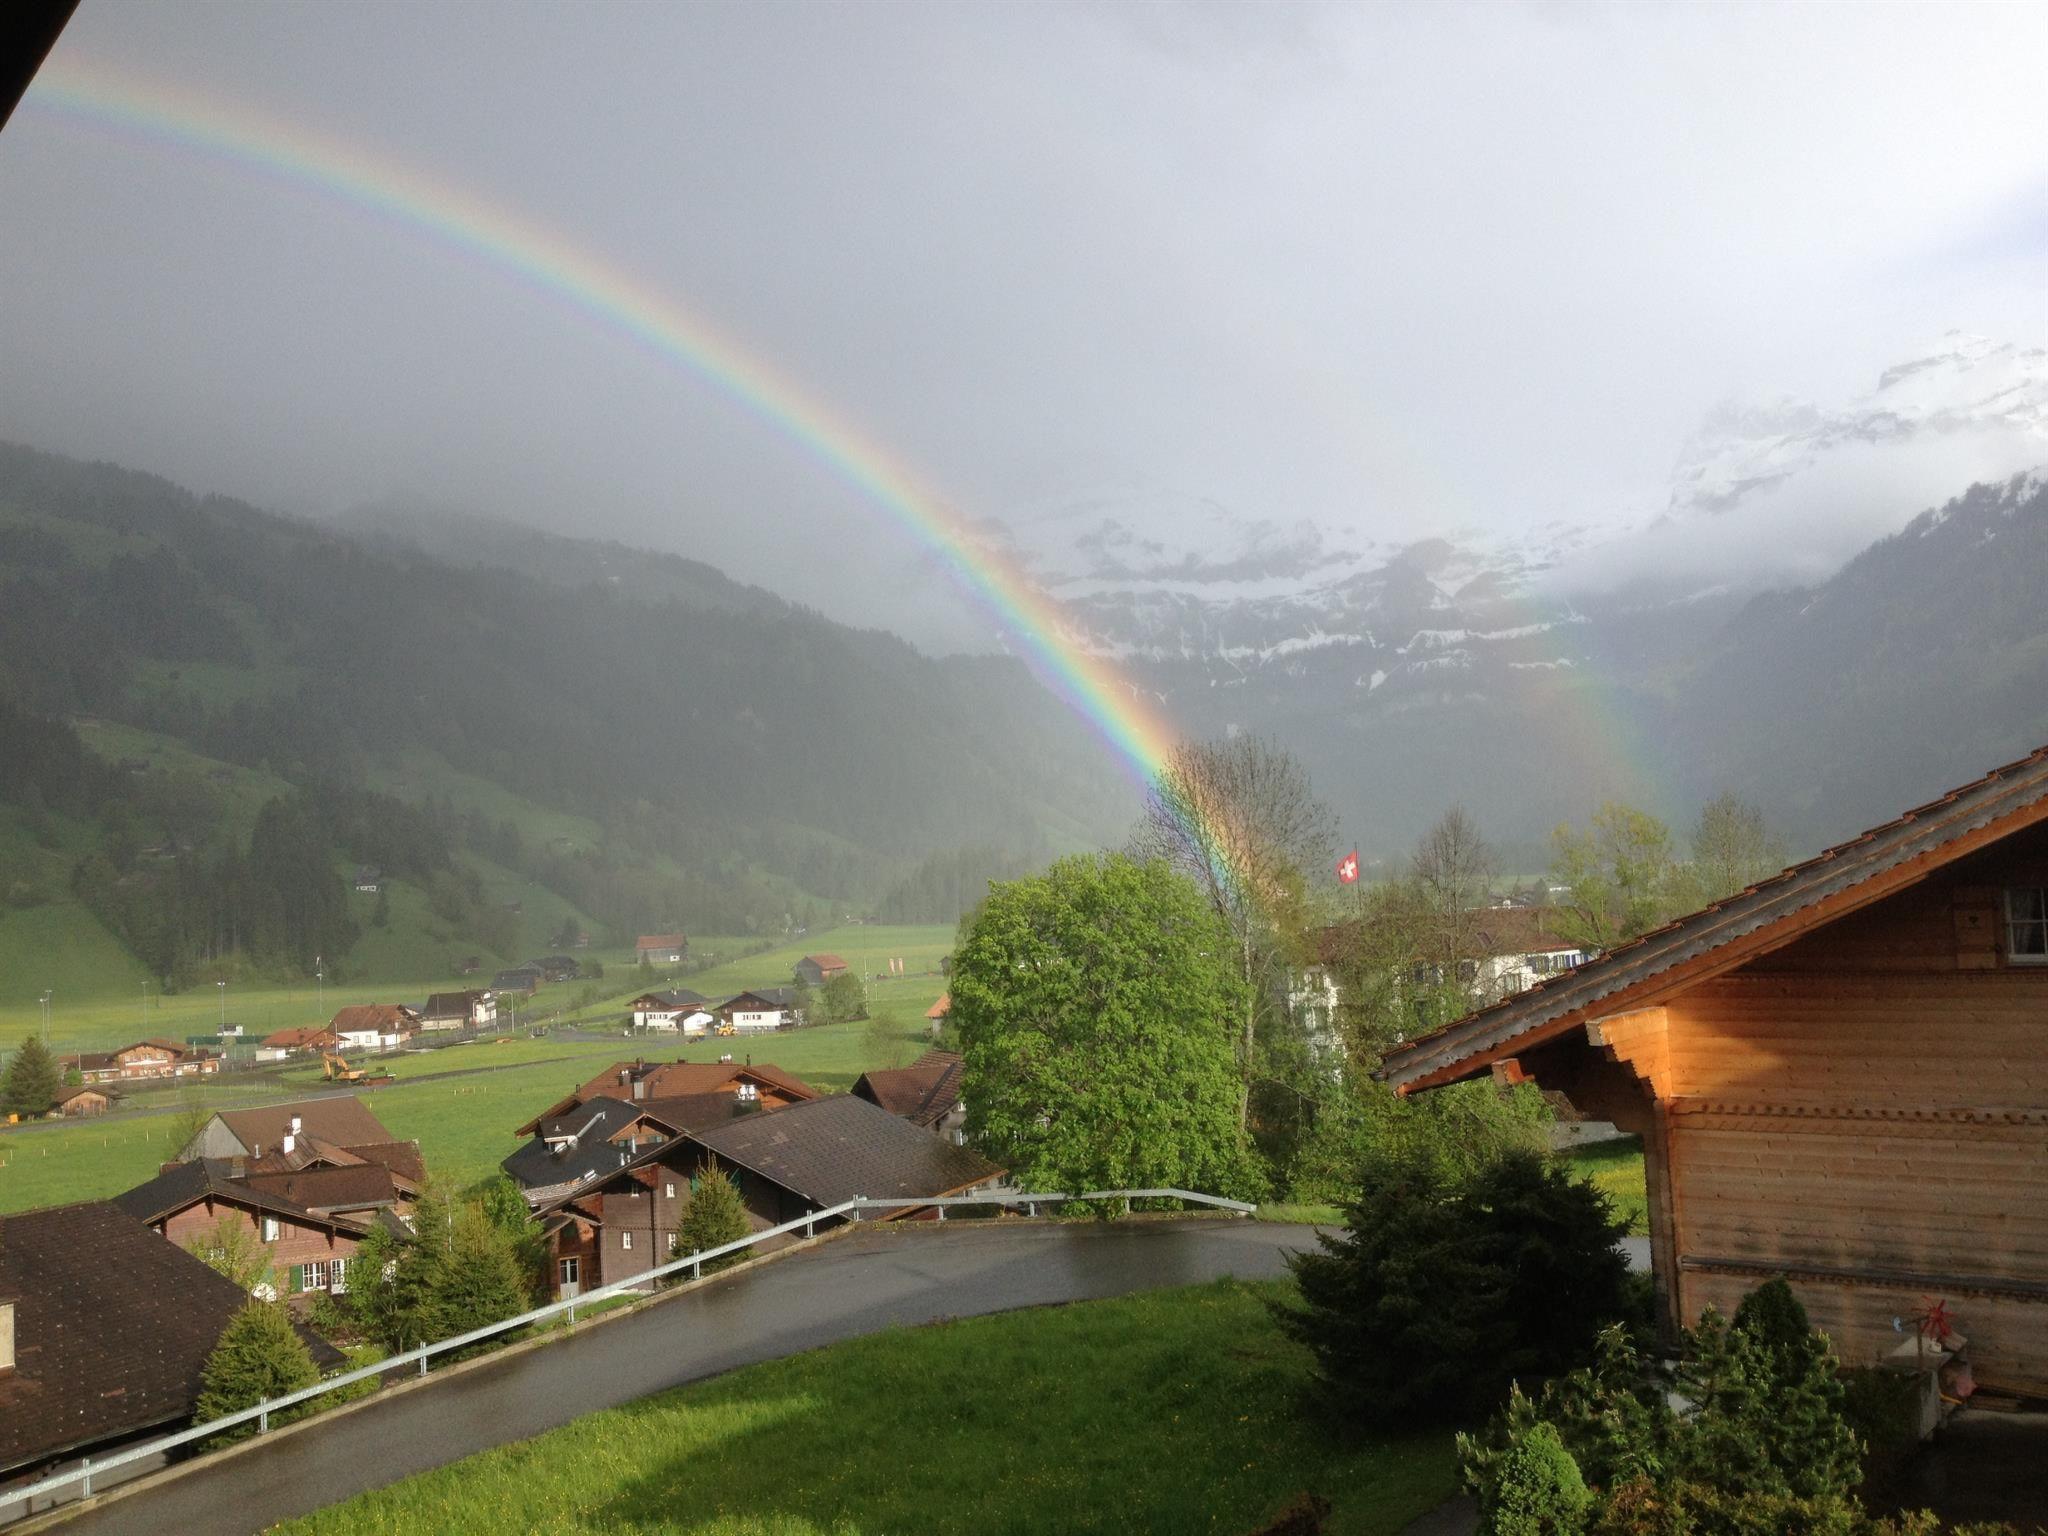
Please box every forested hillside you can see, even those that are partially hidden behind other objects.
[0,442,1130,983]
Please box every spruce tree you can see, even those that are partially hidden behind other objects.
[195,1302,319,1443]
[1730,1278,1863,1497]
[673,1165,751,1274]
[2,1037,61,1118]
[434,1206,528,1337]
[1478,1421,1592,1536]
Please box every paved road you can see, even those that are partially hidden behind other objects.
[57,1218,1321,1535]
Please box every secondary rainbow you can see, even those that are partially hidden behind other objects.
[23,59,1183,790]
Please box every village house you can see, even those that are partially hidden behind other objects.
[628,989,713,1033]
[1381,745,2048,1399]
[635,933,688,965]
[925,992,951,1036]
[50,1084,120,1118]
[0,1202,343,1513]
[515,1059,819,1132]
[531,1094,1005,1299]
[419,990,495,1032]
[718,987,799,1033]
[853,1050,968,1144]
[178,1097,426,1186]
[114,1162,387,1303]
[531,954,581,982]
[258,1025,341,1062]
[327,1004,420,1054]
[1466,907,1587,1002]
[792,953,849,987]
[493,966,544,997]
[62,1039,220,1085]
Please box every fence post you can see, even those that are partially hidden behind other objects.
[418,1352,428,1378]
[79,1458,91,1499]
[936,1204,946,1221]
[259,1403,269,1434]
[804,1210,814,1239]
[692,1259,701,1280]
[568,1299,577,1326]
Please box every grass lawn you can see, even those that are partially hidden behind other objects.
[1562,1137,1648,1235]
[278,1277,1456,1536]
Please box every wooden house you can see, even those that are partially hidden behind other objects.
[628,990,711,1033]
[64,1039,220,1084]
[635,933,688,966]
[1381,746,2048,1397]
[51,1085,119,1118]
[718,988,798,1033]
[793,953,849,987]
[420,990,495,1032]
[853,1050,967,1143]
[514,1059,818,1134]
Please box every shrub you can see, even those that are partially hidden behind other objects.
[1278,1147,1630,1429]
[1481,1422,1593,1536]
[673,1165,751,1274]
[1675,1293,1859,1500]
[195,1301,319,1442]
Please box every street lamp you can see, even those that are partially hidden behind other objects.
[216,980,227,1032]
[315,962,324,1017]
[39,990,52,1044]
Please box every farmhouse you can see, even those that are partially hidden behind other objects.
[925,992,951,1035]
[178,1096,424,1184]
[515,1059,818,1132]
[532,1094,1005,1299]
[853,1050,967,1143]
[635,933,688,965]
[327,1004,419,1053]
[500,1084,800,1202]
[629,989,712,1033]
[493,966,544,996]
[420,990,495,1032]
[793,953,849,987]
[0,1203,342,1505]
[63,1039,219,1084]
[1381,745,2048,1397]
[260,1026,341,1061]
[51,1085,119,1118]
[718,987,799,1033]
[1467,906,1586,1001]
[114,1161,387,1302]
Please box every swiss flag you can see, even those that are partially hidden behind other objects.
[1336,849,1360,885]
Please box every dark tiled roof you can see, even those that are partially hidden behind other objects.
[115,1160,372,1236]
[853,1051,965,1128]
[0,1203,340,1475]
[422,991,487,1018]
[213,1096,400,1157]
[345,1140,427,1185]
[721,988,797,1011]
[501,1098,655,1191]
[692,1094,1002,1208]
[1381,743,2048,1090]
[52,1084,120,1105]
[632,989,708,1010]
[241,1164,407,1214]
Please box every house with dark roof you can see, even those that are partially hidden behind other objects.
[51,1084,120,1118]
[514,1060,818,1136]
[793,953,849,987]
[628,989,712,1033]
[530,954,581,982]
[420,990,495,1032]
[1381,744,2048,1398]
[532,1095,1004,1298]
[0,1204,342,1501]
[853,1050,967,1144]
[635,933,688,965]
[493,966,544,997]
[500,1088,789,1203]
[718,987,800,1033]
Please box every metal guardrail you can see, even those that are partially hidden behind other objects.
[0,1186,1252,1521]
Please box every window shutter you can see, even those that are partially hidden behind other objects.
[289,1265,304,1294]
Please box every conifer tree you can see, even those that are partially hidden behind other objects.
[1729,1278,1863,1497]
[2,1037,61,1118]
[195,1302,319,1443]
[673,1165,750,1274]
[434,1205,528,1337]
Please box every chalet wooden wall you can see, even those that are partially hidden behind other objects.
[1641,840,2048,1394]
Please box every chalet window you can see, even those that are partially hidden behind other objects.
[558,1257,580,1286]
[664,1183,676,1200]
[2007,887,2048,962]
[305,1260,329,1291]
[262,1217,280,1242]
[621,1231,633,1251]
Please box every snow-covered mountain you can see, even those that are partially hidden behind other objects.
[981,334,2048,855]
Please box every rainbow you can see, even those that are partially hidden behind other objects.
[20,59,1183,792]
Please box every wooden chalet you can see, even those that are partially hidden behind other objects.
[1381,746,2048,1397]
[513,1059,818,1136]
[51,1085,119,1118]
[635,933,688,965]
[63,1039,220,1085]
[793,953,849,987]
[853,1050,967,1143]
[532,1094,1004,1299]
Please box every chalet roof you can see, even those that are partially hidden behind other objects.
[1381,742,2048,1091]
[1467,907,1580,958]
[502,1097,658,1191]
[632,989,709,1010]
[327,1004,418,1034]
[690,1094,1002,1208]
[52,1084,120,1106]
[263,1026,338,1048]
[241,1163,409,1214]
[853,1050,965,1128]
[635,933,688,950]
[211,1096,402,1159]
[517,1060,820,1137]
[801,953,848,970]
[421,991,487,1017]
[722,987,797,1011]
[925,992,951,1020]
[114,1159,372,1236]
[0,1202,342,1476]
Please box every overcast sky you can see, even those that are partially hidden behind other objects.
[3,1,2043,648]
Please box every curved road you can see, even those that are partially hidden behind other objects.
[57,1218,1323,1535]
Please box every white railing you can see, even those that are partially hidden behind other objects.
[0,1187,1252,1521]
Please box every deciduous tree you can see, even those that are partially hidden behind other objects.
[1548,804,1682,953]
[954,852,1255,1199]
[1686,792,1787,907]
[184,1212,275,1295]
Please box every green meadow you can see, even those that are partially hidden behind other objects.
[279,1277,1456,1536]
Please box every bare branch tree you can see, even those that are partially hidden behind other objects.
[1133,734,1335,1130]
[1409,805,1496,981]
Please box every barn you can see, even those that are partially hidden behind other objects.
[1381,745,2048,1398]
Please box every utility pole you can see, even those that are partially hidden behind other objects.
[315,960,324,1018]
[217,979,227,1032]
[39,990,52,1045]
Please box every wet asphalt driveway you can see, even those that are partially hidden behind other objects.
[56,1217,1321,1536]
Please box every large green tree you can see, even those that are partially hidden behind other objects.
[953,852,1255,1199]
[2,1037,60,1118]
[1548,803,1684,954]
[673,1164,751,1273]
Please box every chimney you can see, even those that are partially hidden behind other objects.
[289,1115,302,1136]
[282,1133,295,1157]
[633,1079,646,1101]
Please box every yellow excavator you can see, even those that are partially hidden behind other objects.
[322,1050,366,1082]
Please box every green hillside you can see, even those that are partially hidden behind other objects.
[0,439,1127,1012]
